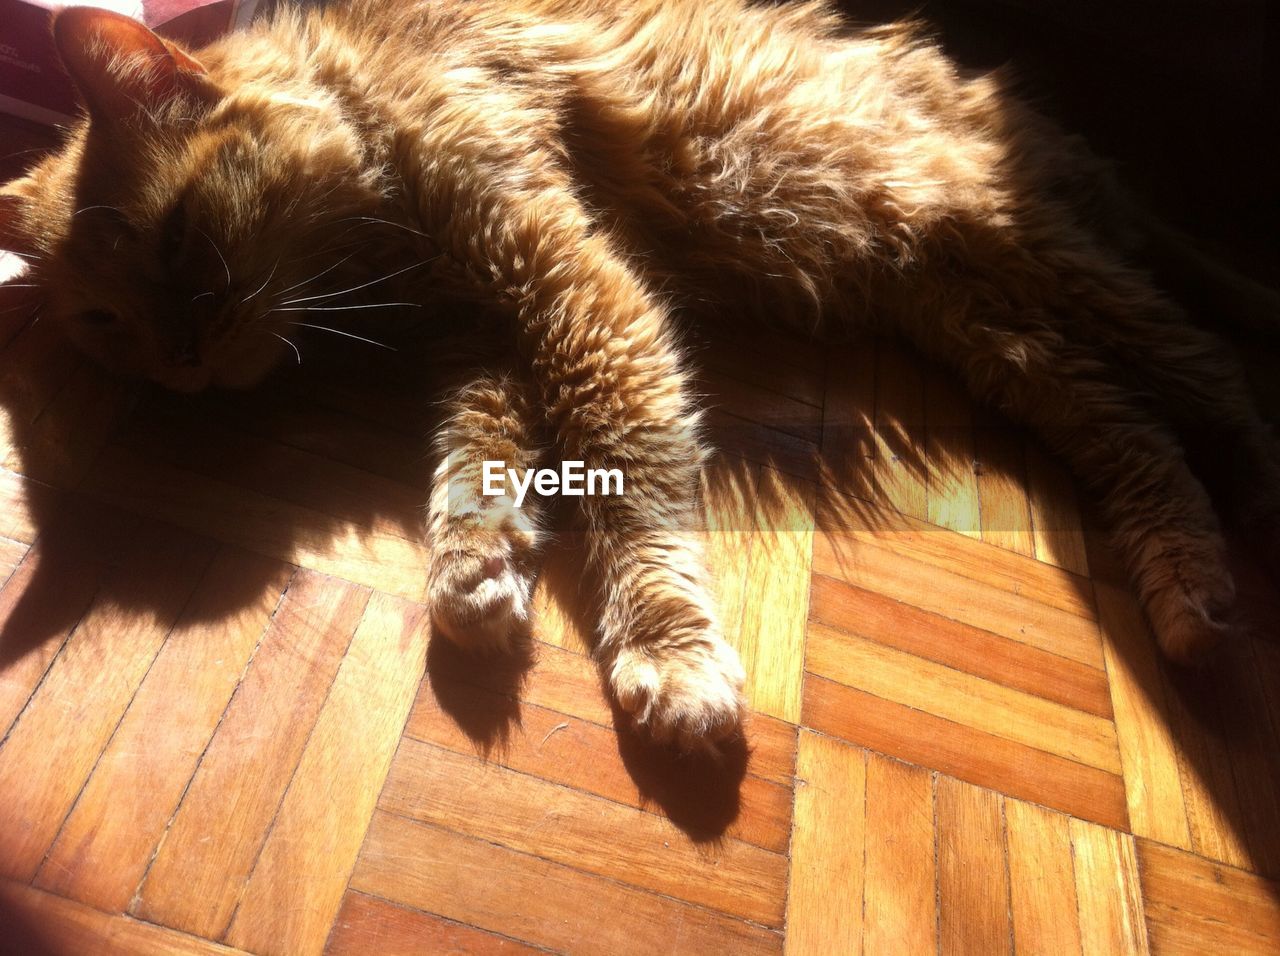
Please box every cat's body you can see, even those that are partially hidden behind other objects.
[3,0,1278,747]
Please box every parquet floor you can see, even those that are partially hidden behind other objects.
[2,242,1280,954]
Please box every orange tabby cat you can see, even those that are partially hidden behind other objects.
[3,1,1277,748]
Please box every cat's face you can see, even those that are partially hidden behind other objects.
[0,8,377,391]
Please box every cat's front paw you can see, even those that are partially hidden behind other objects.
[608,631,746,751]
[427,523,536,653]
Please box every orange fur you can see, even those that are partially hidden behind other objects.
[3,0,1278,746]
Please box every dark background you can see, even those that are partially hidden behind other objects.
[835,0,1279,283]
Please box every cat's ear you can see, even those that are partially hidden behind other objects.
[52,7,217,123]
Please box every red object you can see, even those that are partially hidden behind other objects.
[0,0,252,126]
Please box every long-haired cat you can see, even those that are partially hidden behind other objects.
[3,0,1278,749]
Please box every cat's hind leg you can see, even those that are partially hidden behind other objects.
[936,331,1236,663]
[1032,246,1280,580]
[1082,284,1280,569]
[426,371,544,652]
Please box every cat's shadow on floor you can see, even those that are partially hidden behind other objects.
[2,278,1280,863]
[0,278,773,842]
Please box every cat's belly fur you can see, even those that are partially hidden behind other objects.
[543,1,1019,331]
[324,0,1032,334]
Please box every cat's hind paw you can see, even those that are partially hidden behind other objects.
[608,631,746,751]
[1145,560,1236,665]
[427,531,534,653]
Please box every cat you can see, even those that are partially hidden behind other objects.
[2,0,1278,750]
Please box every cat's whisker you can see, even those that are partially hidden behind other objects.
[269,331,302,364]
[0,302,42,321]
[283,320,397,350]
[195,227,233,293]
[271,301,421,312]
[242,259,282,303]
[280,259,429,305]
[71,204,122,218]
[336,216,432,239]
[3,146,52,161]
[192,291,216,302]
[275,252,358,299]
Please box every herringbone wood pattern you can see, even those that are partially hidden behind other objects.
[1,213,1279,954]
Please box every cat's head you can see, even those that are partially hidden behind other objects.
[0,7,380,391]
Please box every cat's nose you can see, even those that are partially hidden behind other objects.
[172,331,202,367]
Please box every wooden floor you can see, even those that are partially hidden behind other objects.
[2,261,1280,955]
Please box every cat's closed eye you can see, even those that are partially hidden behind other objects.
[77,309,118,326]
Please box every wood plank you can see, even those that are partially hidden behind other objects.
[0,503,133,739]
[817,495,1097,619]
[702,456,760,657]
[803,675,1129,830]
[0,880,245,956]
[35,549,294,912]
[528,539,597,656]
[1069,819,1149,955]
[1082,517,1129,587]
[701,368,822,445]
[872,342,928,520]
[6,356,128,488]
[0,466,59,544]
[863,753,936,954]
[1005,799,1083,956]
[1204,636,1280,877]
[1094,581,1192,850]
[744,708,800,789]
[1252,636,1280,783]
[819,341,876,502]
[1025,443,1089,576]
[326,891,541,956]
[1137,838,1280,954]
[808,574,1112,718]
[134,571,368,939]
[118,407,424,547]
[280,373,427,442]
[973,413,1035,557]
[1159,654,1252,870]
[0,318,80,463]
[0,520,214,881]
[786,731,866,956]
[226,593,431,956]
[937,775,1011,955]
[736,325,827,377]
[379,737,788,927]
[438,628,798,789]
[700,336,825,409]
[923,367,980,539]
[737,467,814,722]
[83,444,428,601]
[209,391,429,488]
[806,622,1121,774]
[0,536,26,589]
[405,678,793,853]
[813,525,1103,667]
[708,407,819,483]
[351,810,783,956]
